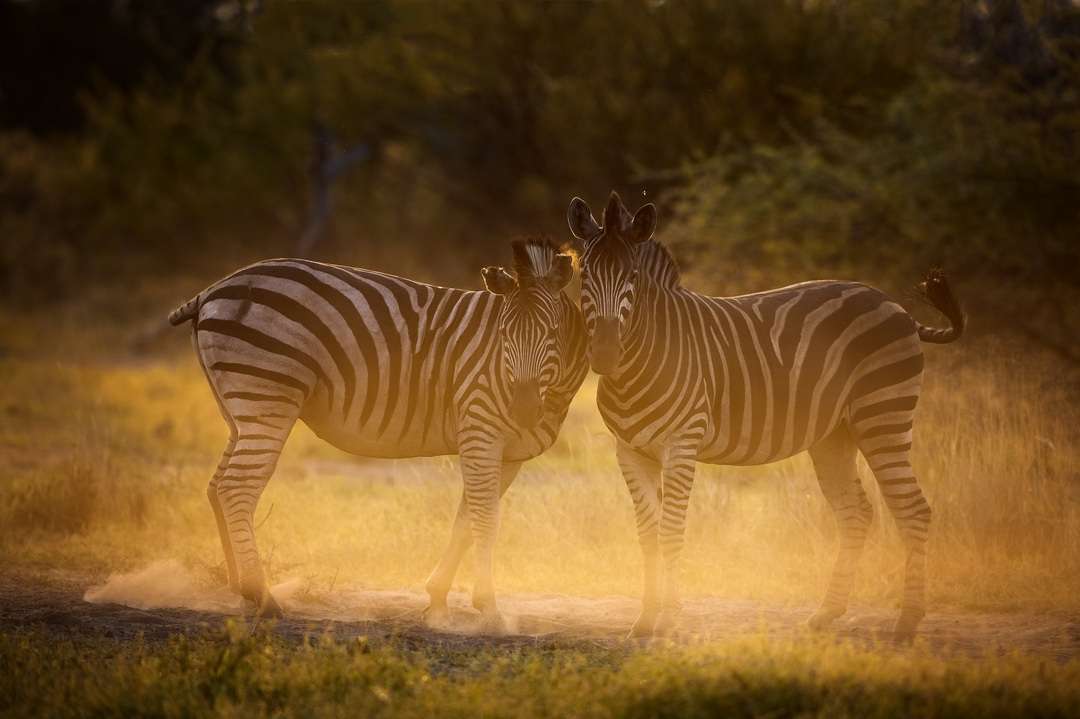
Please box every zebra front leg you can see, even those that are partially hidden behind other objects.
[654,440,700,637]
[459,444,507,634]
[807,425,872,630]
[615,441,662,638]
[425,461,522,629]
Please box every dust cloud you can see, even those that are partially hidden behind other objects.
[77,561,1079,659]
[83,560,301,614]
[80,560,516,634]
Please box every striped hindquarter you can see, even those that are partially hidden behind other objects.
[569,192,964,639]
[172,241,587,628]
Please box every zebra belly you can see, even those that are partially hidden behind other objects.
[299,405,458,459]
[300,401,565,462]
[301,416,561,462]
[696,422,837,466]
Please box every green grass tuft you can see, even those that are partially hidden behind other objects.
[2,630,1078,718]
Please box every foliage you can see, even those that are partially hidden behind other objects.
[4,0,1076,357]
[2,629,1079,718]
[0,0,977,299]
[664,18,1080,353]
[0,0,244,134]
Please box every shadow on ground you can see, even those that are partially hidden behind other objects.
[2,566,1078,662]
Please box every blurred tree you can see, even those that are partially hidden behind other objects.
[0,0,1076,365]
[296,121,370,257]
[0,0,246,134]
[665,0,1080,360]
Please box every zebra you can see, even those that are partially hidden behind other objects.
[567,192,965,641]
[168,238,587,633]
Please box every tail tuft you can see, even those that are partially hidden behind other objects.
[168,296,200,326]
[915,268,965,344]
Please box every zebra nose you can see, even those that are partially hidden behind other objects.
[510,378,543,428]
[589,317,621,375]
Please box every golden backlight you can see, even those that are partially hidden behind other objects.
[2,328,1076,616]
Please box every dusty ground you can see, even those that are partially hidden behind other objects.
[2,566,1078,662]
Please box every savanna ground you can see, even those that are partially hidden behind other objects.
[2,277,1079,718]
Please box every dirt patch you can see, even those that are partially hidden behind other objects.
[3,566,1078,661]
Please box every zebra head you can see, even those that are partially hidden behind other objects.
[482,238,575,429]
[567,191,657,375]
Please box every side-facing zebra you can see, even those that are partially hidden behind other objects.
[169,238,587,633]
[567,192,965,641]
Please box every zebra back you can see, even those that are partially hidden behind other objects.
[172,244,586,460]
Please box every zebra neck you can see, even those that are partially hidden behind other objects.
[426,287,504,392]
[607,277,681,383]
[552,294,589,399]
[604,238,683,380]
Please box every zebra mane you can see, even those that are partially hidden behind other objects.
[511,237,575,287]
[635,239,681,290]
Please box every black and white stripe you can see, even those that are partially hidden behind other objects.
[568,192,965,640]
[171,238,587,630]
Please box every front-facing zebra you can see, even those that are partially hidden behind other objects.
[169,238,587,632]
[568,192,965,641]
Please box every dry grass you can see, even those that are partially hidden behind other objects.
[1,299,1077,613]
[2,285,1079,718]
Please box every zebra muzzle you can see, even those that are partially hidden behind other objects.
[589,318,622,375]
[509,379,543,428]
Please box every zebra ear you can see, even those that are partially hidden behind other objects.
[629,203,657,244]
[544,254,574,294]
[482,266,517,295]
[567,197,599,242]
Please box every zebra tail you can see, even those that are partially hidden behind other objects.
[168,294,201,326]
[915,268,965,344]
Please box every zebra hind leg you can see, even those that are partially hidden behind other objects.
[806,424,872,630]
[208,436,241,593]
[207,382,300,618]
[853,412,931,642]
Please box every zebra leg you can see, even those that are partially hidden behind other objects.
[424,461,523,629]
[854,416,931,642]
[209,405,296,618]
[615,441,662,638]
[807,424,872,630]
[207,436,241,593]
[459,444,506,634]
[654,440,700,637]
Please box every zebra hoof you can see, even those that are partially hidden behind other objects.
[892,610,924,643]
[240,575,281,619]
[476,611,508,636]
[423,603,451,630]
[257,591,284,619]
[651,608,682,638]
[627,610,658,639]
[806,607,845,631]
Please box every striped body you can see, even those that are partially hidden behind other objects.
[596,264,923,468]
[174,242,586,626]
[569,193,963,639]
[194,259,585,461]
